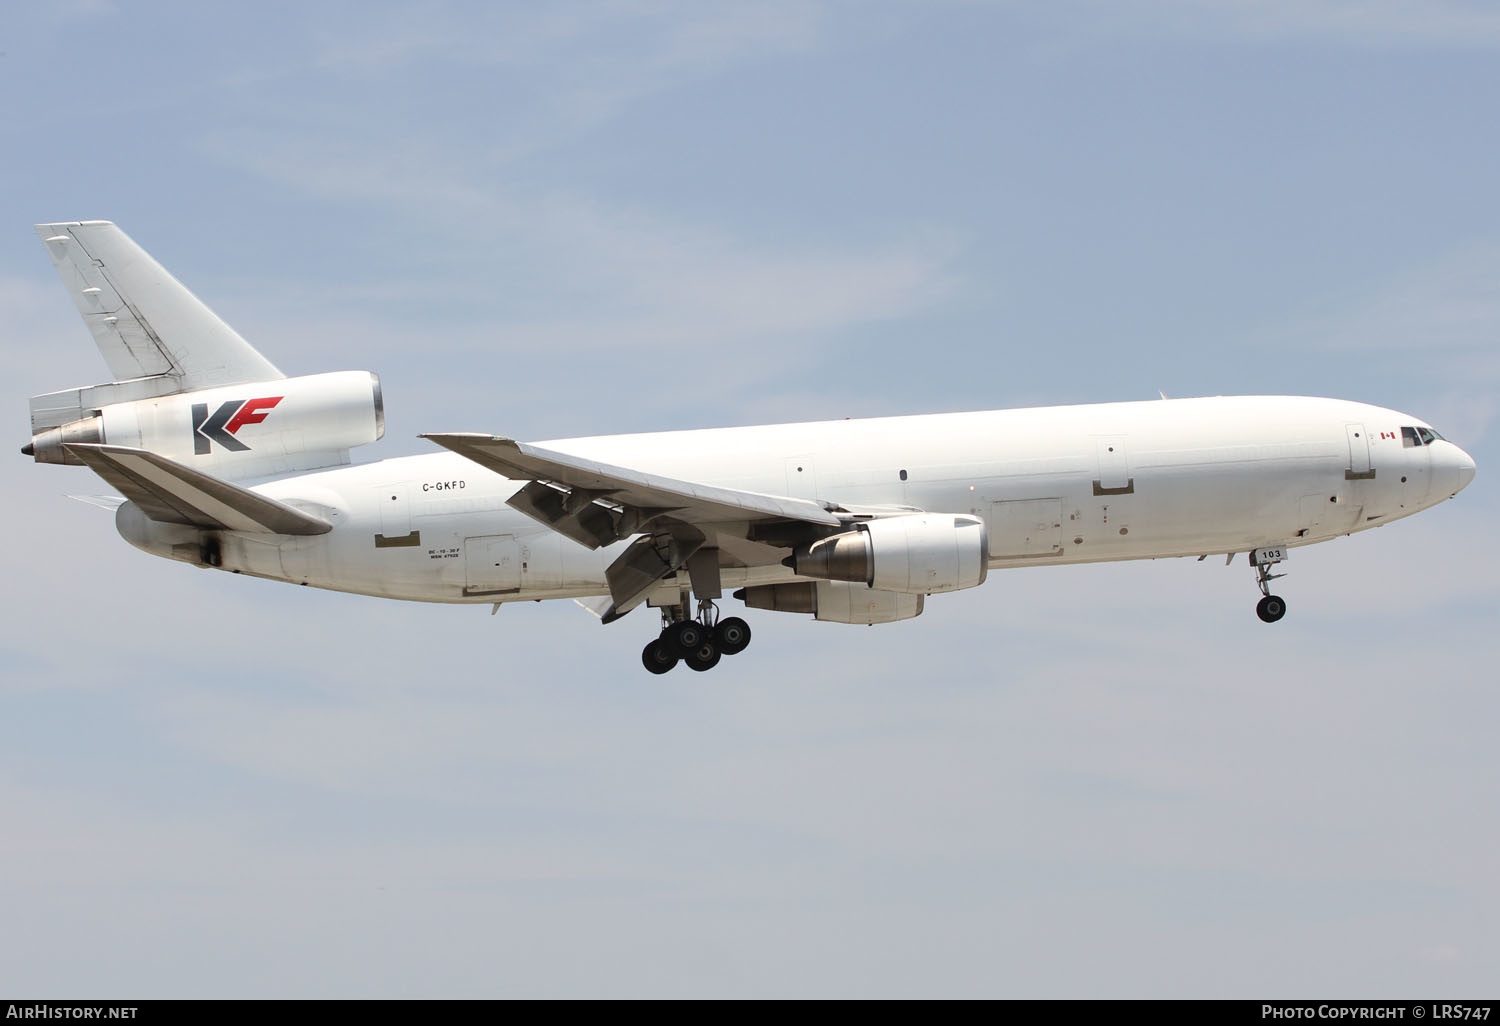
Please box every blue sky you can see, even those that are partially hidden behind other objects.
[1,0,1496,997]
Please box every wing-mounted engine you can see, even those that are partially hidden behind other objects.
[788,513,989,594]
[26,370,384,478]
[737,580,924,624]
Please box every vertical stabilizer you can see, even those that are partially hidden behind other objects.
[35,221,283,390]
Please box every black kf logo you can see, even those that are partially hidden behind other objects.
[191,397,283,454]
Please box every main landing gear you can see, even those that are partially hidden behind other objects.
[640,601,753,675]
[1251,548,1288,623]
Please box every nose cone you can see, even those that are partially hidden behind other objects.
[1456,448,1476,492]
[1436,441,1476,498]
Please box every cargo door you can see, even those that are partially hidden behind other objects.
[989,498,1063,558]
[465,534,521,594]
[1300,493,1360,538]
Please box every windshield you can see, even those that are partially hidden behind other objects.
[1402,426,1446,447]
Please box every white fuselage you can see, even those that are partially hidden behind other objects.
[115,395,1476,606]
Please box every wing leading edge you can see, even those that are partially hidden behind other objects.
[421,432,842,540]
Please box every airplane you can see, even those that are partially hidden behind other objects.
[22,221,1477,673]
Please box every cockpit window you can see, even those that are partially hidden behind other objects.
[1401,426,1445,447]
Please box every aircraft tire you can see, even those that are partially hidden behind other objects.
[715,617,751,655]
[642,639,679,674]
[684,641,722,672]
[1256,595,1287,623]
[665,620,706,653]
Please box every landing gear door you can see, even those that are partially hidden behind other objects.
[1345,424,1374,479]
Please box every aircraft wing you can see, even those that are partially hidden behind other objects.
[422,433,842,541]
[423,432,845,619]
[64,443,331,536]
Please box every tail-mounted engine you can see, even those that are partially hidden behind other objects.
[25,370,384,477]
[789,513,989,595]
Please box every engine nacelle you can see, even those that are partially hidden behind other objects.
[27,370,383,476]
[790,513,989,595]
[738,581,925,624]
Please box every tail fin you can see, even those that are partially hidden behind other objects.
[36,221,282,388]
[31,221,286,434]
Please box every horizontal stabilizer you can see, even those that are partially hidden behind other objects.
[63,443,331,536]
[573,596,614,620]
[67,494,127,512]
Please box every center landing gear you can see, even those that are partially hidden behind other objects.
[1250,547,1288,623]
[639,601,753,675]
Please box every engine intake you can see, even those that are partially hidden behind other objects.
[790,513,989,595]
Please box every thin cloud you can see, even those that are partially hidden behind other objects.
[196,140,963,357]
[1257,247,1500,443]
[1024,0,1500,49]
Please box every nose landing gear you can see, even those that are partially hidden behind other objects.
[1256,594,1287,623]
[1251,547,1288,623]
[639,599,753,675]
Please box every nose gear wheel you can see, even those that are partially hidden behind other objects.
[1250,550,1288,624]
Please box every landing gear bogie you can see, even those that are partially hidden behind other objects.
[642,602,751,674]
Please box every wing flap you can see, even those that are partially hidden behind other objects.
[63,443,331,536]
